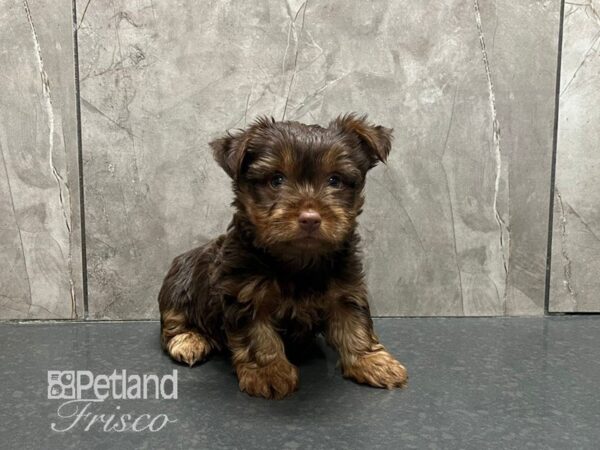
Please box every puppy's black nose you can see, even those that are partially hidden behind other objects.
[298,210,321,232]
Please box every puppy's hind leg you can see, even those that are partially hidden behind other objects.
[158,249,215,367]
[161,310,211,367]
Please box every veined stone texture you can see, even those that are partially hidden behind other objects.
[550,0,600,312]
[77,0,560,318]
[0,0,83,318]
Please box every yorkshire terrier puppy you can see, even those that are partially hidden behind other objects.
[158,114,407,399]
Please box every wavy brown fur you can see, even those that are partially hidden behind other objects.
[158,114,407,399]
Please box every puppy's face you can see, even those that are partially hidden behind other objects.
[210,114,392,257]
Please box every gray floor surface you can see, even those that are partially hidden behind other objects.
[0,317,599,449]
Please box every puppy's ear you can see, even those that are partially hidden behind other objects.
[210,117,276,179]
[209,131,251,179]
[331,113,393,168]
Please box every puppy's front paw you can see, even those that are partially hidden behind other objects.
[167,332,209,367]
[343,350,408,389]
[237,358,299,400]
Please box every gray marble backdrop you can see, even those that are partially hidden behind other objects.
[550,0,600,312]
[76,0,560,318]
[3,0,590,319]
[0,0,83,319]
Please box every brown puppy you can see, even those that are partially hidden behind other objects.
[158,114,407,399]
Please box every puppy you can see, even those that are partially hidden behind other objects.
[158,114,407,399]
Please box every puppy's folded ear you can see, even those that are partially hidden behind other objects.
[210,117,276,179]
[331,113,393,168]
[209,131,250,179]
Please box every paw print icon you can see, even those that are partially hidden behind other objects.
[47,371,76,399]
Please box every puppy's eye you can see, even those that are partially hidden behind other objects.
[327,174,342,188]
[270,174,286,188]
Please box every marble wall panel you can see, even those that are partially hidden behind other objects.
[550,0,600,312]
[77,0,560,318]
[0,0,83,318]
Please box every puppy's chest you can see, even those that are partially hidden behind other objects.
[272,276,333,322]
[270,295,329,335]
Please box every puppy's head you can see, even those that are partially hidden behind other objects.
[210,114,392,257]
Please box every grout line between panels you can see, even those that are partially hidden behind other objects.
[544,0,566,316]
[71,0,89,320]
